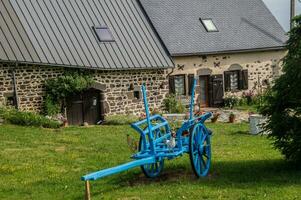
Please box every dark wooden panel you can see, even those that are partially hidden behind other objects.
[210,74,224,107]
[67,94,83,125]
[83,89,101,125]
[199,75,209,107]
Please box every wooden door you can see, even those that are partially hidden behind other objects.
[67,89,102,125]
[83,89,101,125]
[199,75,209,107]
[209,75,224,107]
[67,93,84,125]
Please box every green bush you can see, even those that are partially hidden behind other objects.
[0,107,61,129]
[44,71,94,116]
[259,16,301,163]
[44,96,61,116]
[104,115,139,125]
[163,94,186,113]
[223,94,239,108]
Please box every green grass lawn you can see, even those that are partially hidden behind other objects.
[0,123,300,200]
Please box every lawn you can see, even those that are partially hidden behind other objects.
[0,123,300,200]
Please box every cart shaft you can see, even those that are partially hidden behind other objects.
[81,156,156,181]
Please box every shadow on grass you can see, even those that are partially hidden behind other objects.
[93,159,301,195]
[230,130,250,135]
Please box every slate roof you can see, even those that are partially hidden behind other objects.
[139,0,288,56]
[0,0,173,69]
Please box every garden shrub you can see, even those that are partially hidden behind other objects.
[0,107,61,128]
[44,71,94,116]
[223,94,239,108]
[104,115,139,125]
[259,16,301,163]
[163,94,186,113]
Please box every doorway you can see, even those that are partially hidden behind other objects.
[199,75,210,107]
[67,88,104,125]
[199,74,224,108]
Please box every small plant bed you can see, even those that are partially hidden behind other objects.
[0,107,61,128]
[0,123,300,199]
[223,91,263,114]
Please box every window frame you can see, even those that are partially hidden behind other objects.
[224,69,248,92]
[93,26,115,42]
[169,75,186,96]
[174,75,186,96]
[200,18,219,32]
[231,70,239,91]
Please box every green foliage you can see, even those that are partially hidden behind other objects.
[103,114,139,125]
[44,96,60,116]
[162,94,186,113]
[0,107,61,128]
[1,123,300,199]
[44,71,94,115]
[223,94,239,108]
[224,91,262,113]
[259,16,301,163]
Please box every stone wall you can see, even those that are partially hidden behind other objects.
[92,69,168,115]
[171,50,286,96]
[0,63,64,112]
[0,63,169,115]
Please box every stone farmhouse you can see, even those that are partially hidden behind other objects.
[141,0,287,107]
[0,0,287,124]
[0,0,173,124]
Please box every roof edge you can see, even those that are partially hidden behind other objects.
[171,46,287,57]
[0,60,174,70]
[137,0,175,67]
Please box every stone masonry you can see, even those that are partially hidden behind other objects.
[0,63,169,115]
[171,50,286,97]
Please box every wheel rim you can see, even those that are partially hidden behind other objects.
[189,124,211,177]
[139,129,164,178]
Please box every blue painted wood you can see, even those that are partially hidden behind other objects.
[81,78,213,182]
[81,157,156,181]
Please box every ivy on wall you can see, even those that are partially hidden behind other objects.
[44,71,94,116]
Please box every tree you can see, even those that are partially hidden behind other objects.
[260,15,301,163]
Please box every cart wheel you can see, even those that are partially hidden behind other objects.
[139,129,164,178]
[189,124,211,177]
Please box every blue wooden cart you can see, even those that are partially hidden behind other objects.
[81,79,213,199]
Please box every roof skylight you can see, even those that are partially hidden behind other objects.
[200,19,218,32]
[93,26,114,42]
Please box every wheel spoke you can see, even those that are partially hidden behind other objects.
[201,157,206,168]
[196,155,201,170]
[194,153,199,166]
[155,163,158,172]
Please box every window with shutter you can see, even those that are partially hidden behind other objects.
[224,70,240,92]
[225,69,248,91]
[230,71,239,90]
[174,75,186,95]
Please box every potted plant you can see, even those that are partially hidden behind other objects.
[211,112,220,123]
[229,112,236,123]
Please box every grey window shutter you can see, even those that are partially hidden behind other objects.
[239,70,248,90]
[188,74,194,95]
[224,72,231,92]
[169,76,175,94]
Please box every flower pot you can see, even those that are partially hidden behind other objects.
[229,115,235,123]
[211,117,218,123]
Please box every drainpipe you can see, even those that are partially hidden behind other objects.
[290,0,296,30]
[12,63,19,110]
